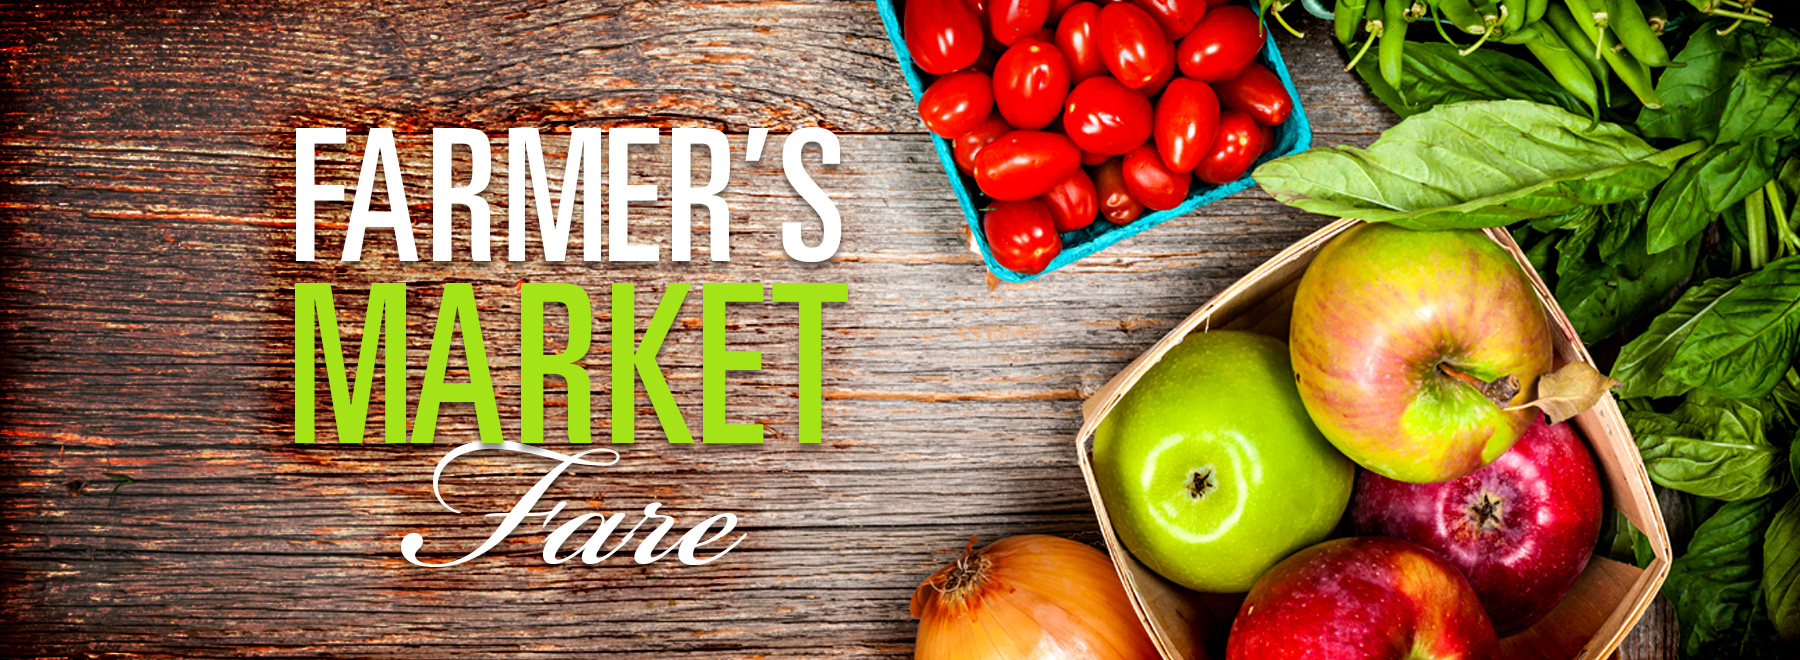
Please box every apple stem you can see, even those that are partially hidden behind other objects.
[1437,363,1522,407]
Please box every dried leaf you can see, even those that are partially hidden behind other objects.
[1506,361,1620,423]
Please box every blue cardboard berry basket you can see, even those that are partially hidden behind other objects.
[875,2,1313,282]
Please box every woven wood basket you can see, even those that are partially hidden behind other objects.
[1076,218,1672,660]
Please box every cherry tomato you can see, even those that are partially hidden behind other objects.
[1216,62,1292,126]
[983,199,1062,274]
[1080,149,1110,165]
[1138,45,1178,96]
[1062,76,1153,156]
[961,0,987,13]
[1153,78,1219,173]
[990,0,1052,47]
[1176,5,1263,82]
[1097,3,1171,89]
[1049,0,1082,21]
[1122,143,1190,210]
[1093,158,1145,225]
[1259,122,1276,155]
[1042,170,1099,232]
[974,130,1082,200]
[905,0,985,75]
[993,40,1071,130]
[1193,110,1264,185]
[1054,3,1107,82]
[953,116,1015,174]
[1127,0,1207,41]
[918,71,994,138]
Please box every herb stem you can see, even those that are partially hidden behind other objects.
[1747,187,1768,269]
[1651,140,1709,167]
[1767,181,1799,256]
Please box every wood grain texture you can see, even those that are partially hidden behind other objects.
[0,1,1674,658]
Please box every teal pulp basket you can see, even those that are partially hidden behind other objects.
[876,2,1314,282]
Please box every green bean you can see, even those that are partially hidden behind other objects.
[1502,0,1528,34]
[1527,0,1550,24]
[1605,0,1671,66]
[1471,0,1502,30]
[1430,1,1465,45]
[1337,0,1370,44]
[1563,0,1663,108]
[1519,24,1600,117]
[1439,0,1488,33]
[1380,0,1410,90]
[1545,3,1609,106]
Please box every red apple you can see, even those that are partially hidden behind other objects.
[1227,537,1498,660]
[1350,415,1603,636]
[1290,224,1555,484]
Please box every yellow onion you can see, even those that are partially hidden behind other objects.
[911,535,1161,660]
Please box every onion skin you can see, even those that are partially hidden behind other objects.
[911,535,1161,660]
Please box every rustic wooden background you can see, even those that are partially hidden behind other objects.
[0,1,1677,657]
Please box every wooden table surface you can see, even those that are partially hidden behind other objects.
[0,1,1677,657]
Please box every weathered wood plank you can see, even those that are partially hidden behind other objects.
[0,2,1674,658]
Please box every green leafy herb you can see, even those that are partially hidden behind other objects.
[1648,138,1782,255]
[1254,101,1700,230]
[1636,26,1749,142]
[1716,28,1800,145]
[1665,497,1777,657]
[1556,227,1700,341]
[1628,404,1788,501]
[1612,279,1738,399]
[1666,255,1800,399]
[1765,494,1800,641]
[1351,42,1590,118]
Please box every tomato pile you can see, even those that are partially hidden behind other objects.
[905,0,1294,275]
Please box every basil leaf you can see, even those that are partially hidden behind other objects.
[1667,255,1800,399]
[1665,497,1777,657]
[1255,101,1689,230]
[1647,138,1782,255]
[1613,278,1739,399]
[1600,508,1655,569]
[1766,494,1800,641]
[1637,26,1748,142]
[1556,231,1700,341]
[1351,42,1588,118]
[1717,27,1800,145]
[1628,410,1788,501]
[1598,194,1649,264]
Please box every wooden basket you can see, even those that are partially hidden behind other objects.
[1074,218,1672,660]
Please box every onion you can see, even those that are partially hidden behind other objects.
[911,535,1161,660]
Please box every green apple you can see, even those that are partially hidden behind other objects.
[1094,330,1353,593]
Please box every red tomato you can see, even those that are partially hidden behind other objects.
[1127,0,1207,40]
[1042,170,1099,232]
[1216,62,1292,126]
[983,199,1063,274]
[974,130,1082,200]
[993,40,1071,130]
[1176,5,1264,82]
[961,0,987,13]
[990,0,1052,47]
[953,116,1015,174]
[1080,149,1110,165]
[1122,143,1190,210]
[1054,3,1107,82]
[1049,0,1082,21]
[1062,76,1153,156]
[1093,158,1144,224]
[1097,3,1171,89]
[1153,78,1219,173]
[1139,45,1178,96]
[905,0,985,75]
[918,71,994,138]
[1193,110,1264,185]
[1259,122,1276,155]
